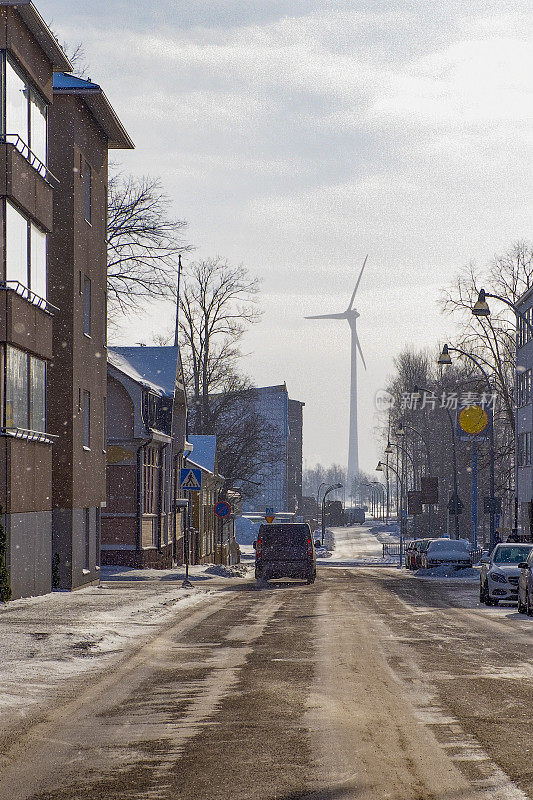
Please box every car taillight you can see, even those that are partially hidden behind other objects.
[256,538,262,558]
[307,537,312,557]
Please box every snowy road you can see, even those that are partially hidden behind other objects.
[0,526,531,800]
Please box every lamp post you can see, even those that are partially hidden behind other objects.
[414,383,460,539]
[317,482,328,528]
[438,343,497,551]
[472,289,530,538]
[378,460,404,566]
[398,418,433,534]
[322,483,342,544]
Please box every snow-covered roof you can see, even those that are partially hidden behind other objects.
[53,72,134,150]
[108,347,179,397]
[187,435,217,475]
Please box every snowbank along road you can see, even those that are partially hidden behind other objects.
[0,524,531,800]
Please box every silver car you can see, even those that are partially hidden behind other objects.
[480,543,533,606]
[517,548,533,615]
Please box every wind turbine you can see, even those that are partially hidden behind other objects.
[305,256,368,500]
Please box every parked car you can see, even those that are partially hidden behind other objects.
[254,523,317,584]
[421,538,473,570]
[480,543,533,606]
[517,547,533,614]
[405,538,436,570]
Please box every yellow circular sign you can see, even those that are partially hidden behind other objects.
[458,405,488,435]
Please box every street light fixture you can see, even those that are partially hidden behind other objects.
[472,289,490,317]
[385,441,393,454]
[376,461,383,471]
[321,483,342,544]
[437,344,452,365]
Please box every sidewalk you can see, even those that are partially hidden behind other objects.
[0,563,251,738]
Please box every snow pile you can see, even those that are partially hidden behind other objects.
[204,563,252,578]
[415,565,479,580]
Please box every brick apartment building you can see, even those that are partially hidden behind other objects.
[0,1,71,598]
[102,347,188,568]
[48,73,133,590]
[0,0,132,598]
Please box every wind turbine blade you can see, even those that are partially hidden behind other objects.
[355,333,367,370]
[347,255,368,310]
[305,313,347,320]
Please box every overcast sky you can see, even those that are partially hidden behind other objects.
[40,0,532,474]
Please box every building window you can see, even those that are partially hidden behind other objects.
[518,431,532,467]
[83,390,91,448]
[5,200,47,301]
[517,368,532,407]
[84,508,90,571]
[83,275,91,336]
[517,307,533,350]
[4,345,46,433]
[84,162,92,224]
[3,53,48,170]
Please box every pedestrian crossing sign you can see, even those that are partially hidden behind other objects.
[180,468,202,490]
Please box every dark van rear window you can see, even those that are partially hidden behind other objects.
[259,524,310,545]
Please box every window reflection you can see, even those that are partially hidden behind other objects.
[4,54,48,171]
[6,201,28,287]
[31,223,47,300]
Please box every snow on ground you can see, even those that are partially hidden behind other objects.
[315,521,400,567]
[0,563,251,732]
[414,565,479,581]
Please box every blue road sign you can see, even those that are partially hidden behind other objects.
[214,501,231,518]
[180,468,202,490]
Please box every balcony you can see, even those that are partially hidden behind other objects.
[0,136,54,230]
[0,283,53,359]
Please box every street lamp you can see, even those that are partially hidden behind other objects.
[385,440,394,454]
[322,483,342,544]
[414,383,460,540]
[437,344,497,550]
[378,460,405,567]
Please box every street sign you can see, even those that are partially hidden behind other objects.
[420,476,438,504]
[483,496,502,515]
[448,495,464,515]
[456,403,491,442]
[264,506,276,524]
[214,500,231,518]
[180,468,202,491]
[407,490,423,515]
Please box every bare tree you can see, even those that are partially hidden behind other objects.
[179,257,261,431]
[175,257,277,493]
[107,174,191,315]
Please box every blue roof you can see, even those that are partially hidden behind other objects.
[108,347,179,397]
[53,73,101,91]
[188,435,217,474]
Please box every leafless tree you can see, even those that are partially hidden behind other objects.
[178,257,261,431]
[175,257,280,494]
[107,174,191,315]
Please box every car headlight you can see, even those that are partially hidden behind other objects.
[489,571,507,583]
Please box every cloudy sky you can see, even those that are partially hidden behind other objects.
[40,0,532,474]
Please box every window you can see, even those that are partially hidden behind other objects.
[518,432,531,467]
[84,508,90,570]
[518,307,533,350]
[4,54,48,171]
[83,390,90,448]
[517,369,532,407]
[5,200,47,301]
[84,162,92,223]
[5,346,28,429]
[83,275,91,336]
[4,346,46,433]
[30,357,46,432]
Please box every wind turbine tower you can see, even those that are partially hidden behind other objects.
[305,256,367,500]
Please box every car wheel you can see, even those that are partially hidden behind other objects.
[306,571,316,585]
[527,591,533,617]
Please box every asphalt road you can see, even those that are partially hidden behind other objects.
[1,549,532,799]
